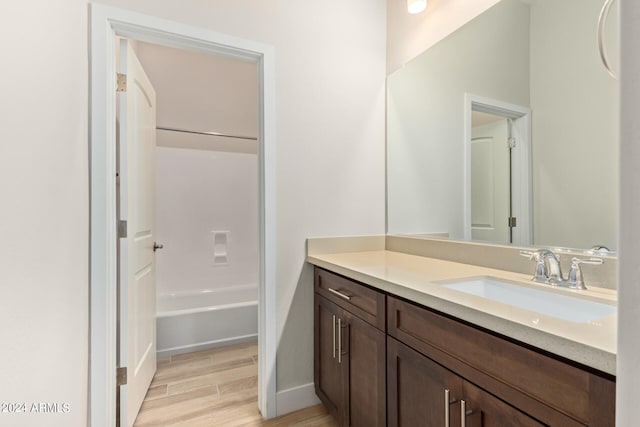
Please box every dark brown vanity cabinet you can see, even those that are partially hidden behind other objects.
[387,296,615,427]
[387,336,544,427]
[313,267,615,426]
[314,268,386,427]
[316,296,345,419]
[387,336,463,427]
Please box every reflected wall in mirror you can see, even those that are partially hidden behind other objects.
[387,0,619,251]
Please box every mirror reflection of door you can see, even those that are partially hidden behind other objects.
[471,111,512,244]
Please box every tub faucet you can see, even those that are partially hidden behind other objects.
[520,249,564,284]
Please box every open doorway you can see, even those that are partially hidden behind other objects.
[464,94,532,246]
[90,5,277,426]
[116,38,260,426]
[132,41,259,359]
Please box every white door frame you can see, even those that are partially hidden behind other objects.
[463,93,532,245]
[89,4,277,425]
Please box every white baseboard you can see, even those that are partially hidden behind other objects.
[276,382,321,416]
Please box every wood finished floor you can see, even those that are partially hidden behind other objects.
[133,341,338,426]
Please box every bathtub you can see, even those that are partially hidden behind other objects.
[156,285,258,357]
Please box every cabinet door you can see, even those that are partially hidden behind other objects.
[315,296,345,421]
[343,311,386,426]
[462,381,545,427]
[388,337,463,427]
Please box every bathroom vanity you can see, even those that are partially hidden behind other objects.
[309,238,616,427]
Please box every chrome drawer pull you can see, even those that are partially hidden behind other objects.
[444,389,457,427]
[461,400,474,427]
[332,314,336,359]
[327,287,352,301]
[444,389,450,427]
[338,318,342,363]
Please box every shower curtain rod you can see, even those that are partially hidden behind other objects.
[156,126,258,141]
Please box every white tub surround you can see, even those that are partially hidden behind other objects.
[155,147,259,296]
[307,236,617,375]
[156,286,258,358]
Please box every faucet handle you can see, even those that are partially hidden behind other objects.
[520,250,547,282]
[567,257,604,290]
[519,250,539,260]
[572,257,604,265]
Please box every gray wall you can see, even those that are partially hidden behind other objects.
[530,0,619,249]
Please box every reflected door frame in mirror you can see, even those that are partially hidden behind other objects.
[464,93,532,245]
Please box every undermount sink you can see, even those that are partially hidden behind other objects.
[438,276,616,323]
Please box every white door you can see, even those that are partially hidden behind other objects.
[118,39,158,427]
[470,118,510,243]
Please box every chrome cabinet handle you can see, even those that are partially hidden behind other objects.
[445,389,450,427]
[597,0,617,79]
[460,400,474,427]
[332,315,336,359]
[327,288,352,301]
[337,318,342,363]
[444,389,457,427]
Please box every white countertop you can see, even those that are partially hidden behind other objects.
[307,250,617,376]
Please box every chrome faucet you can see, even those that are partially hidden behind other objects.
[520,250,604,290]
[520,249,563,284]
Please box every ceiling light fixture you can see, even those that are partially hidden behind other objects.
[407,0,427,14]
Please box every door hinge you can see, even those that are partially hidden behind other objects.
[116,73,127,92]
[117,367,127,386]
[118,220,128,238]
[508,217,517,227]
[508,137,516,149]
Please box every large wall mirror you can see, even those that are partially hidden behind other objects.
[387,0,619,251]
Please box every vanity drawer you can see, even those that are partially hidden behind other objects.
[314,267,385,331]
[387,296,615,426]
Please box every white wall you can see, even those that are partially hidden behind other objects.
[155,147,258,295]
[0,2,385,424]
[387,0,530,237]
[0,1,88,426]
